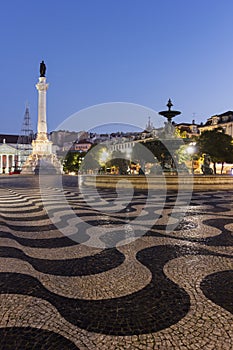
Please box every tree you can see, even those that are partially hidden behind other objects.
[63,151,86,173]
[132,142,156,163]
[106,150,129,175]
[196,128,233,174]
[80,154,100,173]
[80,144,109,173]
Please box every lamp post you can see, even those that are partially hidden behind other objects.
[186,142,196,174]
[99,150,109,173]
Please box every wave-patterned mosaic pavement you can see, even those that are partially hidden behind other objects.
[0,176,232,349]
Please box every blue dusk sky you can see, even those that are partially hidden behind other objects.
[1,0,233,134]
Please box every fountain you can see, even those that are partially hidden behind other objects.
[159,99,181,137]
[157,99,183,173]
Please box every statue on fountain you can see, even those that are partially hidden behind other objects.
[201,154,213,175]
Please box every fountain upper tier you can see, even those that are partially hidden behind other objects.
[159,99,181,123]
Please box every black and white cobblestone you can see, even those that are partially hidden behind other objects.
[0,175,232,349]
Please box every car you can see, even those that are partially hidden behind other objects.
[9,170,21,175]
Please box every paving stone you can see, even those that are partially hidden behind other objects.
[0,176,232,349]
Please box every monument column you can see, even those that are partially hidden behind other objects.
[22,60,61,174]
[32,61,52,155]
[36,77,49,141]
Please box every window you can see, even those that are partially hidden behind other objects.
[212,117,219,125]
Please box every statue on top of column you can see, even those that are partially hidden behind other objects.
[40,60,46,77]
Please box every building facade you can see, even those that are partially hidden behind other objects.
[175,121,199,138]
[199,111,233,137]
[70,140,93,152]
[0,142,20,173]
[0,134,33,174]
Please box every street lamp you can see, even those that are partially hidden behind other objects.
[99,149,110,174]
[186,142,196,174]
[100,150,109,163]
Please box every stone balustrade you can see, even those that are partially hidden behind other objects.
[82,174,233,191]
